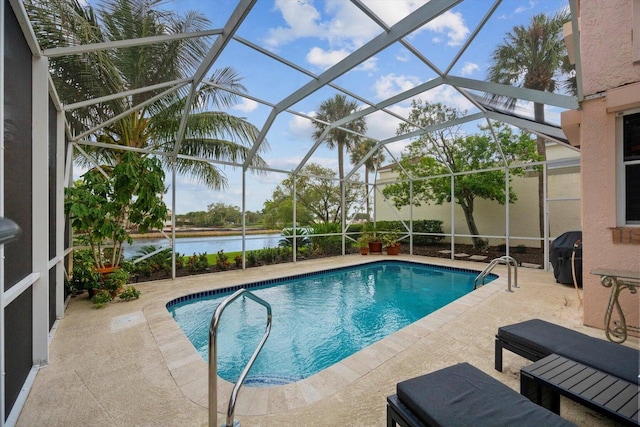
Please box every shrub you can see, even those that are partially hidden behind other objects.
[277,246,293,261]
[297,245,311,258]
[131,245,181,277]
[70,249,101,292]
[258,247,277,264]
[92,290,112,308]
[279,228,311,248]
[247,250,258,267]
[412,220,444,245]
[311,222,343,255]
[186,252,209,272]
[104,268,130,293]
[216,250,230,270]
[118,285,141,301]
[362,220,443,246]
[514,244,527,253]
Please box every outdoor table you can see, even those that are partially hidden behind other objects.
[520,354,639,426]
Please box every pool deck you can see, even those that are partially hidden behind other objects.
[16,255,637,426]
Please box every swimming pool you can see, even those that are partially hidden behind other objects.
[167,260,496,387]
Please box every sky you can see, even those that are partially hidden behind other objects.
[109,0,573,214]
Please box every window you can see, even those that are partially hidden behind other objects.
[619,111,640,224]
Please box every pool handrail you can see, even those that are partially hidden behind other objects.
[209,288,272,427]
[474,256,518,292]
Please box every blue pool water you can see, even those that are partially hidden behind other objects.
[167,261,495,387]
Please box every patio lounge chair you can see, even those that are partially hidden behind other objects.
[495,318,639,385]
[387,362,577,427]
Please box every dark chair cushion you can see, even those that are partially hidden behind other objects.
[498,319,639,384]
[396,362,576,427]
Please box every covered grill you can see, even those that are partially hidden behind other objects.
[551,231,583,287]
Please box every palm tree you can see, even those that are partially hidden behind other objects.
[26,0,268,189]
[350,138,385,219]
[312,94,367,226]
[486,11,571,246]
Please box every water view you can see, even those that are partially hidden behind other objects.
[125,233,282,258]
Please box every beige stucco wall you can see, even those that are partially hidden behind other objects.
[580,0,640,332]
[375,145,581,249]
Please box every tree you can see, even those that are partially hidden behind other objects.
[486,11,571,245]
[26,0,268,190]
[350,138,385,220]
[312,94,367,225]
[65,152,167,268]
[262,178,314,229]
[383,101,539,248]
[206,203,241,226]
[262,164,362,228]
[178,211,213,227]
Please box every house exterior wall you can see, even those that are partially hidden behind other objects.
[580,0,640,332]
[375,145,581,249]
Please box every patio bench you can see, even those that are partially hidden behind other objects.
[495,319,639,385]
[387,362,576,426]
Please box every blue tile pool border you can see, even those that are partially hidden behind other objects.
[165,259,498,310]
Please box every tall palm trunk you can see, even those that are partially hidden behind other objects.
[364,165,370,219]
[338,140,345,230]
[534,102,546,249]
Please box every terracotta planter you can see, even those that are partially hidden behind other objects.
[96,265,116,277]
[368,241,382,253]
[359,247,369,255]
[386,244,400,255]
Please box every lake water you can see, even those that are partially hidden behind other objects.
[125,233,282,258]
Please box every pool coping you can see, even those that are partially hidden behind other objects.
[143,256,507,416]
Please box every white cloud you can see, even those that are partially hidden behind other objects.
[323,0,382,47]
[396,52,410,62]
[365,109,404,141]
[361,0,427,27]
[269,155,338,173]
[356,57,378,72]
[266,156,307,172]
[418,84,474,111]
[264,0,379,49]
[361,1,469,47]
[287,112,315,141]
[306,48,377,71]
[265,0,469,71]
[233,98,259,113]
[306,47,350,69]
[383,140,411,160]
[460,62,479,76]
[515,1,537,14]
[424,11,469,46]
[373,73,421,100]
[263,0,325,47]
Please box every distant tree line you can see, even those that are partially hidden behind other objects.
[176,203,263,227]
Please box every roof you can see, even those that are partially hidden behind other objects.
[16,0,581,210]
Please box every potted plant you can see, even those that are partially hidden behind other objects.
[65,152,168,273]
[118,285,141,301]
[91,290,112,308]
[103,267,130,297]
[382,230,401,255]
[357,233,371,255]
[69,249,102,295]
[363,224,383,253]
